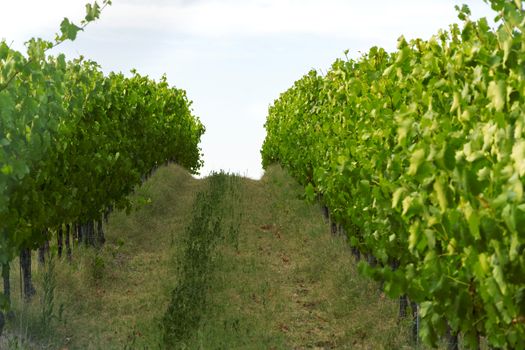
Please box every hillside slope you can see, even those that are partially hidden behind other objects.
[4,165,414,349]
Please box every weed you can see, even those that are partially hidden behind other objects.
[39,252,64,331]
[162,172,233,347]
[88,251,105,283]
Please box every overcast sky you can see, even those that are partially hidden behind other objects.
[1,0,496,178]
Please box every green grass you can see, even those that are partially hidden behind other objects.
[3,164,423,349]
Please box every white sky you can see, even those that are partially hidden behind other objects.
[1,0,496,178]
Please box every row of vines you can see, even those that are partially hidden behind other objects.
[0,0,204,330]
[261,1,524,348]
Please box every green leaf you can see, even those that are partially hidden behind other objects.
[84,2,101,22]
[1,164,12,175]
[304,183,315,202]
[487,80,506,112]
[450,92,460,113]
[408,221,420,252]
[59,18,82,41]
[502,204,517,232]
[433,178,447,212]
[511,140,525,177]
[0,93,15,116]
[462,201,480,240]
[408,148,425,176]
[392,187,405,209]
[424,229,436,249]
[493,265,507,295]
[455,4,471,21]
[0,42,9,60]
[474,253,490,278]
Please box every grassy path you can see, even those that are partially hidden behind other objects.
[5,165,413,349]
[196,165,411,349]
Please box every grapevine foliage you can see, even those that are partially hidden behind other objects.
[0,1,204,308]
[262,1,525,348]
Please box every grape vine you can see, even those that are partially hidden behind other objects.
[0,0,205,311]
[262,1,525,348]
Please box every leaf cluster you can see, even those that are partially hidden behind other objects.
[0,0,204,309]
[261,1,525,348]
